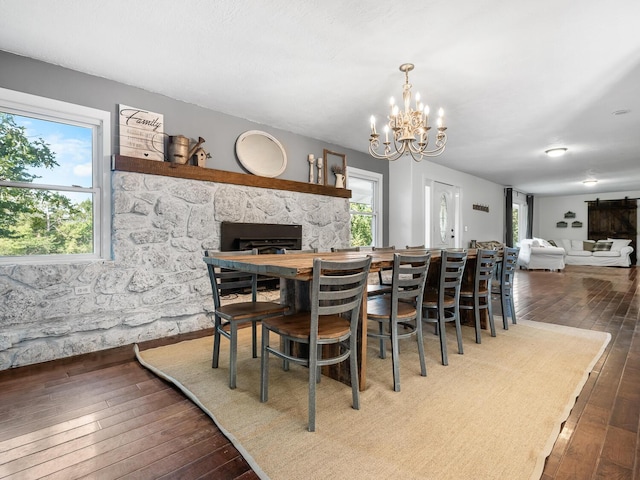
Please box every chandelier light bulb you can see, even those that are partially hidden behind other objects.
[368,63,448,161]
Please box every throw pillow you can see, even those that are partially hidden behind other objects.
[531,239,540,247]
[607,238,632,252]
[548,239,557,247]
[583,241,595,252]
[571,240,584,251]
[592,241,613,252]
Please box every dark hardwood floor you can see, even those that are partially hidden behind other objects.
[0,265,638,479]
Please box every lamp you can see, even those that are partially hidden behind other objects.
[545,148,568,157]
[369,64,447,161]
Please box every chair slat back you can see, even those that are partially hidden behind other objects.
[277,248,319,254]
[311,257,372,318]
[501,247,519,289]
[204,250,259,307]
[439,250,468,299]
[331,247,360,252]
[475,249,499,290]
[392,253,431,304]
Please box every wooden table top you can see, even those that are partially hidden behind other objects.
[203,248,478,281]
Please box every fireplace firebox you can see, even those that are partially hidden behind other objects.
[220,222,303,290]
[220,222,302,254]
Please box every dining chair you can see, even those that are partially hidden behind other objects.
[367,252,431,391]
[260,256,372,432]
[406,244,426,250]
[459,249,499,343]
[422,249,468,366]
[331,246,360,252]
[372,245,396,283]
[494,247,520,329]
[332,246,389,296]
[203,250,288,389]
[276,248,319,254]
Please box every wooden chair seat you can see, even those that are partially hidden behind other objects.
[422,292,456,308]
[459,286,489,296]
[262,313,351,341]
[217,301,287,321]
[367,296,418,320]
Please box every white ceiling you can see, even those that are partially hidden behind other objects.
[2,0,640,197]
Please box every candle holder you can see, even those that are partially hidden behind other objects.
[308,154,315,183]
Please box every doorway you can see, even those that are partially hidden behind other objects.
[429,181,459,249]
[588,199,637,265]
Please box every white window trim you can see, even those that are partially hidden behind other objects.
[0,87,112,264]
[347,167,383,247]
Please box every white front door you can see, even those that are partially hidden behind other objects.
[431,182,457,249]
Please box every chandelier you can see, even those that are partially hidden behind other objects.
[369,63,448,161]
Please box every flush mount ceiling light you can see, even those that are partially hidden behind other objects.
[583,179,598,186]
[545,148,568,158]
[612,109,630,116]
[369,63,447,161]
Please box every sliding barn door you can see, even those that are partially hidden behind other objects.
[588,199,637,265]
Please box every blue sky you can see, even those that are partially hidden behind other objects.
[14,113,93,189]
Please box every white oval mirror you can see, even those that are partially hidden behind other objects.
[235,130,287,178]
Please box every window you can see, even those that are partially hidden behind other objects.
[347,167,383,247]
[512,203,520,244]
[0,88,111,263]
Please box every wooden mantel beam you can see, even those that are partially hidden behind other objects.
[113,155,352,199]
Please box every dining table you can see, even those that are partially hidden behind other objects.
[203,248,482,390]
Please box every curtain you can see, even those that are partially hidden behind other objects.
[526,194,534,239]
[505,188,513,247]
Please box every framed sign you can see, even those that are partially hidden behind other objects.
[322,149,347,187]
[118,104,164,161]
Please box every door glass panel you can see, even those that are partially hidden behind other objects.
[439,194,448,243]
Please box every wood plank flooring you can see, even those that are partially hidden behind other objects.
[0,265,638,479]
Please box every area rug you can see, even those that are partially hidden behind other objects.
[135,319,610,480]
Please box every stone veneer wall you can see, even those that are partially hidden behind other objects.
[0,171,350,370]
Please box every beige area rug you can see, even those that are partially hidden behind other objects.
[136,319,610,480]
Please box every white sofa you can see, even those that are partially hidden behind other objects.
[517,238,566,270]
[554,239,634,267]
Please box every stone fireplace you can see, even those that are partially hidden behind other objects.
[0,166,351,369]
